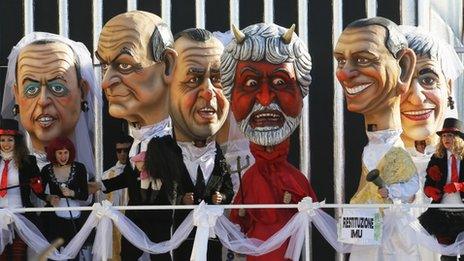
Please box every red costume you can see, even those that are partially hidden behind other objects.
[230,139,317,260]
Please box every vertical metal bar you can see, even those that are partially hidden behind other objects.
[23,0,34,35]
[417,0,431,29]
[195,0,206,29]
[127,0,137,11]
[333,0,345,260]
[263,0,274,23]
[400,0,417,25]
[229,0,239,29]
[161,0,171,28]
[365,0,377,18]
[58,0,69,37]
[92,0,103,185]
[298,1,311,259]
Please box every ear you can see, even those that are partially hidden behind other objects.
[447,79,453,96]
[396,48,416,96]
[13,83,19,98]
[79,79,90,100]
[162,48,178,85]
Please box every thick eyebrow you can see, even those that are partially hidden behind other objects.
[95,47,134,64]
[271,67,291,75]
[210,68,221,74]
[240,66,261,76]
[187,67,206,75]
[351,50,378,57]
[419,68,439,77]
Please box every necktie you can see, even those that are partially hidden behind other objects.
[451,154,458,182]
[194,166,206,204]
[0,160,10,197]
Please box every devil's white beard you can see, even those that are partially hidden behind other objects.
[237,102,300,146]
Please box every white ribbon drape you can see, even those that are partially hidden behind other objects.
[0,198,463,260]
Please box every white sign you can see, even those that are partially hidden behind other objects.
[337,208,382,245]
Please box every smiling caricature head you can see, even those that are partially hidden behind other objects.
[96,11,176,127]
[221,23,312,146]
[334,17,415,116]
[399,27,463,147]
[170,29,228,142]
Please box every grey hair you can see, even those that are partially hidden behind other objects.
[347,17,408,59]
[151,22,174,63]
[221,23,312,100]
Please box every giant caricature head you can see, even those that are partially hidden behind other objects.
[170,29,228,142]
[221,23,312,146]
[399,27,463,147]
[96,11,176,127]
[1,32,99,176]
[333,17,415,116]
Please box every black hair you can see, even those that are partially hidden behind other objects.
[114,134,134,145]
[174,28,213,42]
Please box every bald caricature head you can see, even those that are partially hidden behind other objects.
[96,11,176,127]
[14,41,88,152]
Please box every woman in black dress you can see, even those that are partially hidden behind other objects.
[39,137,88,256]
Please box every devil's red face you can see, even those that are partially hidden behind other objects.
[231,61,303,146]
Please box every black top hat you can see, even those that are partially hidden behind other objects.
[0,119,21,136]
[436,117,464,139]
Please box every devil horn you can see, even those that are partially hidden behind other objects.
[232,24,245,44]
[282,24,295,44]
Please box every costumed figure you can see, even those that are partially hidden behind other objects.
[399,27,464,261]
[221,23,317,260]
[39,137,88,259]
[419,117,464,261]
[92,10,176,260]
[0,119,42,260]
[1,32,100,177]
[101,134,133,261]
[150,28,233,260]
[333,17,419,260]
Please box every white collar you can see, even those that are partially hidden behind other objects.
[0,151,13,161]
[366,129,403,144]
[129,118,172,156]
[177,141,217,184]
[363,129,404,171]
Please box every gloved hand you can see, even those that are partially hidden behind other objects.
[443,182,462,194]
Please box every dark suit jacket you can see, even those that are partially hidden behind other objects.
[424,153,464,203]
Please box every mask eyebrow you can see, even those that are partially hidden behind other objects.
[418,68,439,78]
[240,66,261,76]
[187,67,206,75]
[95,47,134,64]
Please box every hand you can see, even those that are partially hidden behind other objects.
[88,182,101,194]
[424,186,442,202]
[47,195,60,207]
[444,183,461,193]
[378,188,389,199]
[182,192,194,205]
[283,191,292,204]
[60,186,75,197]
[211,191,223,205]
[238,208,246,217]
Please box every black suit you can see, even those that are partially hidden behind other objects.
[419,153,464,246]
[173,143,234,261]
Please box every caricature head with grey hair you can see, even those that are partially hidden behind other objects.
[220,23,312,146]
[399,26,463,148]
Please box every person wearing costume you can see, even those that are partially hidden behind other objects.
[399,26,464,261]
[221,23,317,261]
[92,11,176,260]
[334,17,419,260]
[1,32,100,177]
[39,137,88,259]
[101,134,133,261]
[0,119,42,261]
[145,28,233,260]
[419,117,464,261]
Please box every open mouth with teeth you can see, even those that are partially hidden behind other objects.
[36,115,57,128]
[250,110,284,130]
[344,82,374,95]
[401,109,434,121]
[197,106,217,120]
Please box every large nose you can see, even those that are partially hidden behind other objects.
[336,62,360,82]
[405,79,427,105]
[255,81,276,106]
[199,79,216,102]
[101,69,121,90]
[37,83,52,107]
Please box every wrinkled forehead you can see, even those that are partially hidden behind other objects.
[175,37,223,66]
[17,42,76,79]
[98,16,154,61]
[235,60,295,75]
[335,25,387,53]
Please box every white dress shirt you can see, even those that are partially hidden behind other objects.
[442,150,463,205]
[129,117,172,157]
[0,158,22,208]
[177,141,216,184]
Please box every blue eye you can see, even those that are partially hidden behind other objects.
[23,83,40,98]
[48,82,69,97]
